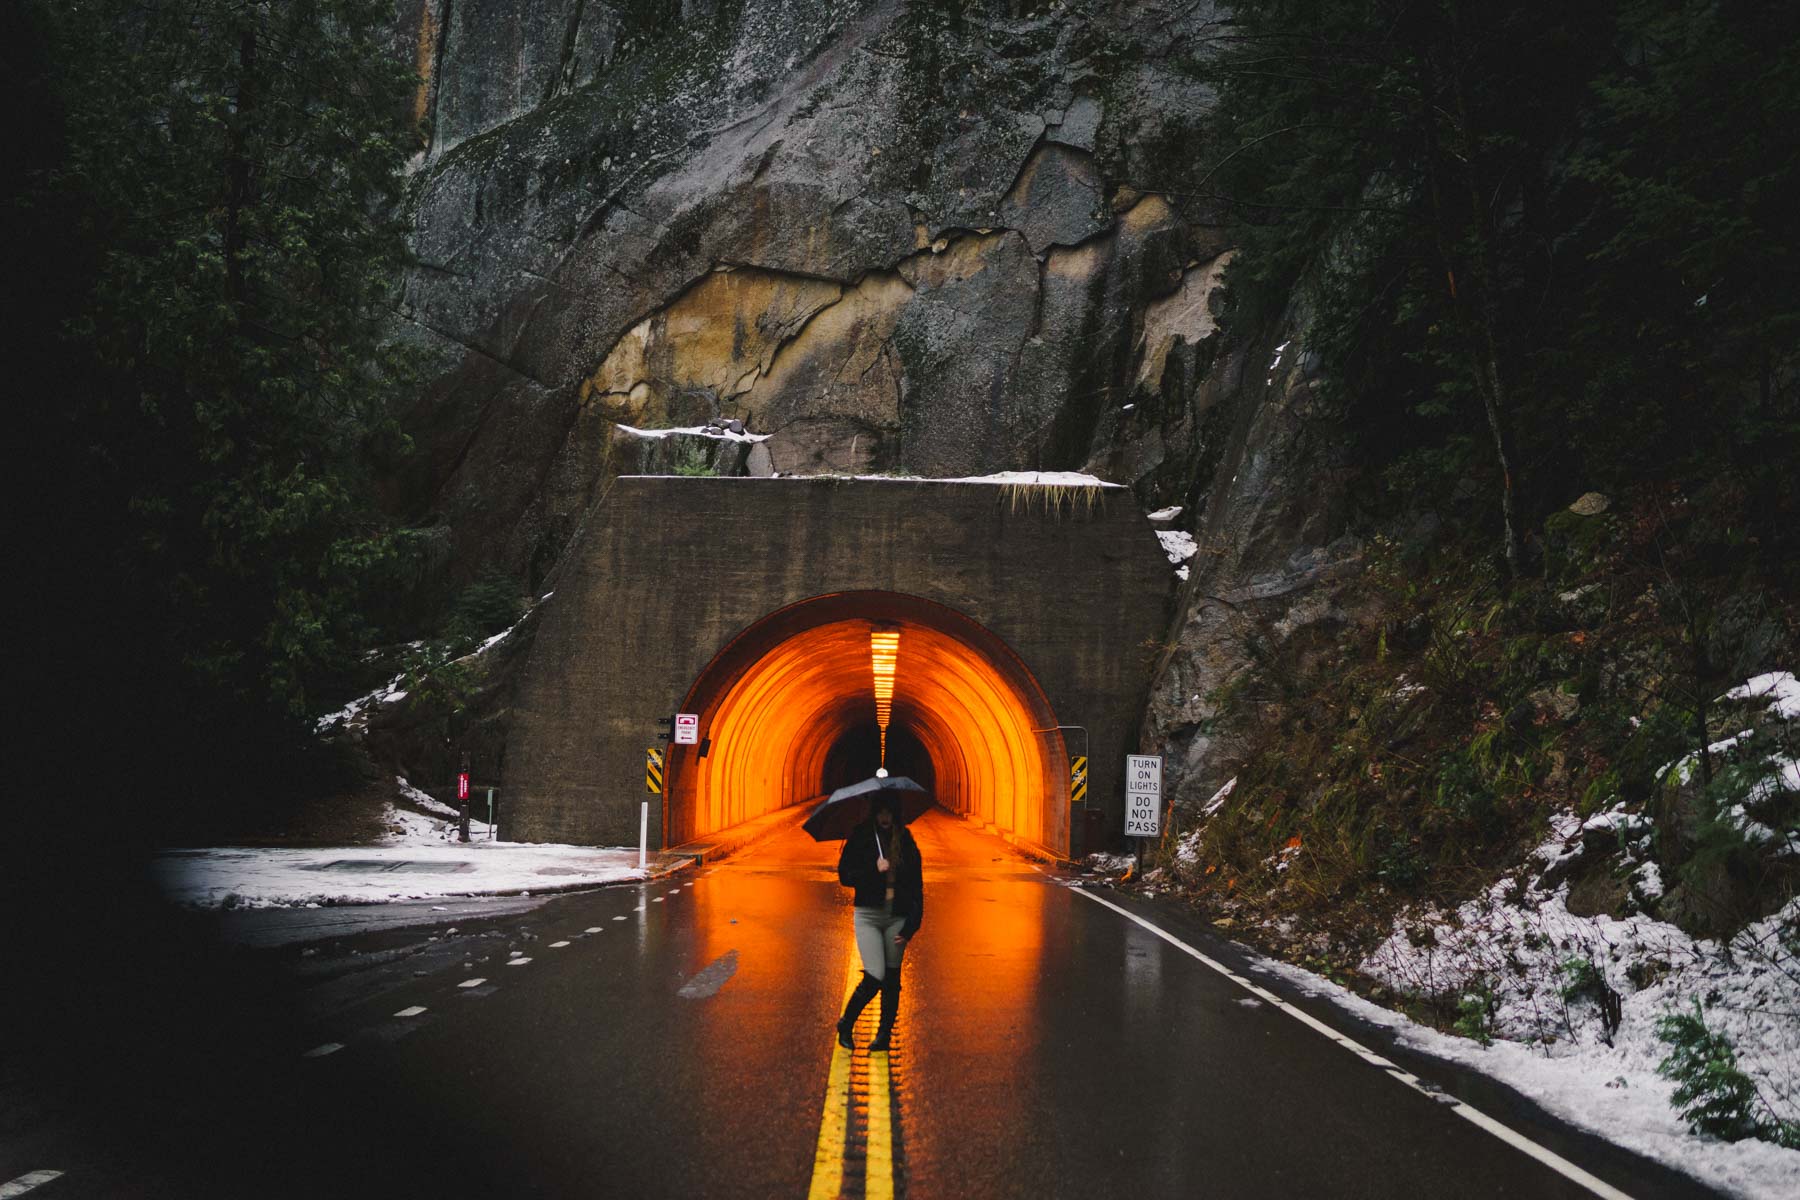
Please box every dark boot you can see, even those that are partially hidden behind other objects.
[868,973,901,1052]
[836,972,882,1048]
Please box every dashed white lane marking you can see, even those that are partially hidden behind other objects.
[549,940,570,948]
[506,957,532,967]
[302,1043,343,1058]
[612,915,627,921]
[394,1006,427,1018]
[457,978,486,988]
[1066,887,1636,1200]
[1,1171,65,1197]
[584,927,603,933]
[635,905,647,911]
[652,897,664,903]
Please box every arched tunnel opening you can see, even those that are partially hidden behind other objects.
[667,591,1071,855]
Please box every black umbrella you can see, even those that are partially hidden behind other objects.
[802,775,930,842]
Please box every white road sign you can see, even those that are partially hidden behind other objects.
[1125,754,1162,837]
[674,713,700,745]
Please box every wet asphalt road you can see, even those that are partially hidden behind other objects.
[3,812,1725,1199]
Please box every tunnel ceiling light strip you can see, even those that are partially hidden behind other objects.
[871,629,900,767]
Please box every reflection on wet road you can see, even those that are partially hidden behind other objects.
[53,810,1709,1198]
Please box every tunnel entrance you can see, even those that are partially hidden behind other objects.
[667,592,1070,856]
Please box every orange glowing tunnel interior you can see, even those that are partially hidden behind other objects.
[667,592,1070,854]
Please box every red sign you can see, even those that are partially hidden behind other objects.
[458,772,470,801]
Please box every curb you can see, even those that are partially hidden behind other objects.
[669,803,811,865]
[425,851,699,900]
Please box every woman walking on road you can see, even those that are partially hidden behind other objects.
[835,793,924,1052]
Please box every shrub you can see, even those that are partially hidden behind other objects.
[1656,1001,1799,1147]
[445,571,522,646]
[1559,955,1623,1045]
[1454,979,1497,1047]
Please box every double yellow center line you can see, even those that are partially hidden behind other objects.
[808,954,900,1200]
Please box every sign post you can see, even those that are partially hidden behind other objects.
[1124,754,1163,863]
[643,747,663,872]
[457,754,472,844]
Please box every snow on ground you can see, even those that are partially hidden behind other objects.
[314,668,409,733]
[150,775,648,910]
[316,611,534,734]
[1727,672,1800,720]
[1085,852,1137,874]
[150,839,649,910]
[1158,674,1800,1194]
[1348,821,1800,1197]
[1257,901,1800,1199]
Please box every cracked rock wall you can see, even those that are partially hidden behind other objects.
[374,1,1370,837]
[384,0,1239,592]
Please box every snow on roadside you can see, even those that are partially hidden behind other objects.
[1258,906,1800,1200]
[149,842,649,910]
[390,774,492,841]
[1161,673,1800,1195]
[1349,821,1800,1196]
[1085,852,1136,874]
[150,772,653,910]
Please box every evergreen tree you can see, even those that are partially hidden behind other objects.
[25,0,419,801]
[1196,0,1622,572]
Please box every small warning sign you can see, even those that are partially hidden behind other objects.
[1124,754,1162,837]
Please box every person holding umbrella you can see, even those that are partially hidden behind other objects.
[834,790,924,1052]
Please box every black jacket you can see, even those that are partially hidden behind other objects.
[837,822,924,937]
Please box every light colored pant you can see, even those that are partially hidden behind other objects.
[853,904,907,981]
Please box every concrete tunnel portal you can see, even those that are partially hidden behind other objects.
[501,476,1172,858]
[669,591,1067,850]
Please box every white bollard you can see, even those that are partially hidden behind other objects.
[639,801,648,871]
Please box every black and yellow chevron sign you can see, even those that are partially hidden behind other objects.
[1070,755,1088,804]
[646,747,664,794]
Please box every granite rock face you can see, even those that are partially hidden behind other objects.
[381,0,1363,829]
[386,0,1231,588]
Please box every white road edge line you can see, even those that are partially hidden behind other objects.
[1066,885,1636,1200]
[0,1171,65,1198]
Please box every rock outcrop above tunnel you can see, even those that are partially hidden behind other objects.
[373,0,1370,834]
[385,0,1228,590]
